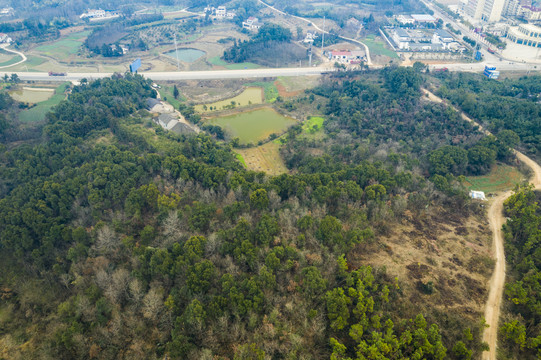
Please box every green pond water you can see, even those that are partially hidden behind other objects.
[166,48,205,63]
[195,87,264,112]
[9,89,54,103]
[206,108,297,145]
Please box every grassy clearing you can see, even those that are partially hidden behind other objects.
[275,115,325,144]
[464,164,524,193]
[208,56,259,69]
[276,76,320,92]
[225,62,260,70]
[34,39,82,60]
[24,56,47,67]
[208,56,228,66]
[64,30,91,40]
[303,116,324,132]
[205,107,296,145]
[244,81,279,102]
[18,82,68,123]
[195,87,263,112]
[158,86,185,108]
[361,35,399,59]
[235,141,288,175]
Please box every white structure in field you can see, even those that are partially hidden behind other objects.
[469,190,486,200]
[80,9,119,21]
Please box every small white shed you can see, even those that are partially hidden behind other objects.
[469,190,486,201]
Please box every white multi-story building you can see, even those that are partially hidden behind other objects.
[216,6,226,17]
[518,5,541,20]
[502,0,521,16]
[506,23,541,47]
[466,0,507,22]
[242,17,262,31]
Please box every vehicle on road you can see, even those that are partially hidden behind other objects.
[48,71,66,76]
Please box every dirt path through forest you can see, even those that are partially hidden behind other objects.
[422,88,541,360]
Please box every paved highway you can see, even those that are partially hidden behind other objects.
[0,66,336,82]
[0,60,538,83]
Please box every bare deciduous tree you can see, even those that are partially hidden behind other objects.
[142,287,164,322]
[94,226,120,254]
[105,268,130,305]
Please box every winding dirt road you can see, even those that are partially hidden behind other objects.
[422,89,541,359]
[0,44,27,69]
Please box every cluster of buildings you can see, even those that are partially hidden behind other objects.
[79,9,120,21]
[325,50,367,64]
[204,5,236,19]
[388,28,464,52]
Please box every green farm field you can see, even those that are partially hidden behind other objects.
[158,85,185,109]
[33,31,89,61]
[18,83,69,123]
[464,164,525,193]
[0,49,21,67]
[206,107,296,145]
[195,87,263,112]
[361,35,399,59]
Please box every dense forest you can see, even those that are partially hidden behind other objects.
[435,72,541,161]
[499,186,541,359]
[0,69,521,359]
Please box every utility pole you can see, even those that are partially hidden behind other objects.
[174,33,180,70]
[321,16,325,55]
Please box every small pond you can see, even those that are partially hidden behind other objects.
[205,107,297,145]
[166,48,205,63]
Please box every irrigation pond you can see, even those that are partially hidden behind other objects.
[205,107,296,145]
[166,48,205,63]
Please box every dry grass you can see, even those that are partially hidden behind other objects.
[348,208,493,323]
[236,142,288,175]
